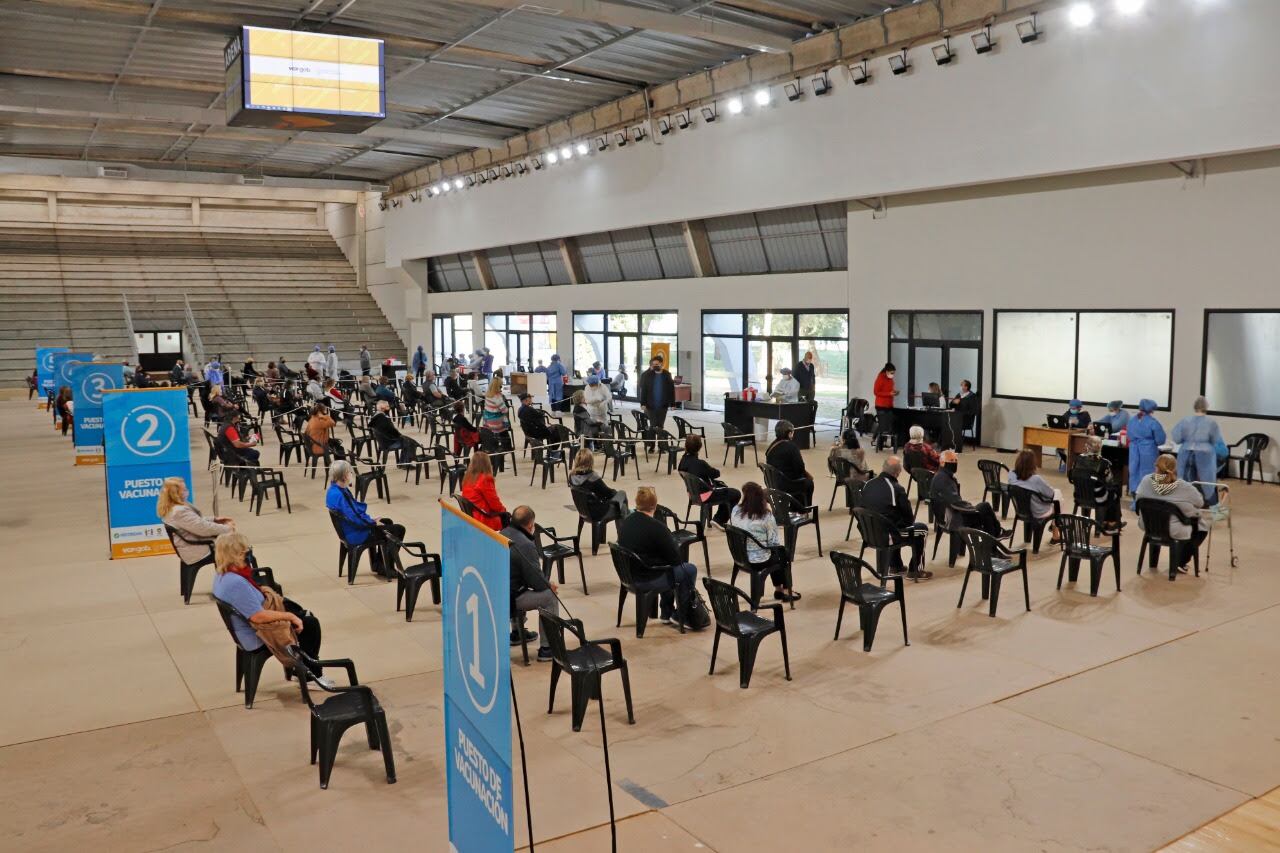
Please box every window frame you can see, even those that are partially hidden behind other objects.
[572,311,680,384]
[1200,308,1280,420]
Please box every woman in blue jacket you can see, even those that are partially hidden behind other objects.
[544,353,567,406]
[1127,398,1166,499]
[325,460,406,576]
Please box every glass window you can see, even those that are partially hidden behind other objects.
[607,313,638,333]
[1204,311,1280,417]
[746,313,794,336]
[157,332,182,354]
[889,312,911,339]
[574,314,604,332]
[575,331,604,373]
[642,313,677,334]
[702,336,741,404]
[798,313,848,339]
[576,311,678,394]
[801,337,850,416]
[703,313,743,335]
[913,312,982,341]
[135,333,156,354]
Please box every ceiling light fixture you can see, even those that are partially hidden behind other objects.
[811,71,831,96]
[972,25,995,54]
[1068,2,1096,27]
[783,80,802,102]
[888,49,910,76]
[631,125,647,142]
[531,156,544,170]
[575,141,589,156]
[515,161,528,175]
[452,177,464,190]
[674,111,690,129]
[595,135,608,151]
[614,131,628,147]
[657,116,672,135]
[752,87,771,107]
[438,182,449,193]
[1017,13,1041,43]
[546,150,559,165]
[559,145,572,160]
[727,96,744,115]
[932,37,953,66]
[849,60,871,85]
[701,105,717,123]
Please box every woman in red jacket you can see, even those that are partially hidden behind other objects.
[460,451,508,531]
[873,362,900,451]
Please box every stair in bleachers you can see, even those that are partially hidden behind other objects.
[0,225,406,388]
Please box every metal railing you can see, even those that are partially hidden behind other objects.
[184,293,206,366]
[121,292,141,364]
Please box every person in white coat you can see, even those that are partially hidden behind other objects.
[325,344,340,379]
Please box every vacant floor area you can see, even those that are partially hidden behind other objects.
[2,398,1277,852]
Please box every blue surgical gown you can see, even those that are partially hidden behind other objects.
[1127,413,1166,494]
[544,361,567,403]
[1171,415,1223,501]
[1098,410,1130,432]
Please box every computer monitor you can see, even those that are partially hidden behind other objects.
[921,392,941,408]
[1046,414,1068,429]
[1093,422,1112,438]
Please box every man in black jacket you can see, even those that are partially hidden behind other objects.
[764,420,814,506]
[859,456,932,579]
[517,393,554,442]
[616,487,698,625]
[929,449,1005,537]
[500,506,559,661]
[369,400,406,462]
[637,356,675,431]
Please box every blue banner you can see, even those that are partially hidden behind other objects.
[442,504,513,853]
[70,362,125,465]
[50,352,94,395]
[102,388,192,559]
[36,346,69,397]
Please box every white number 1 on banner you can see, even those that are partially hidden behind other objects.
[465,593,485,689]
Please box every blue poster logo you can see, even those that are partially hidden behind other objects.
[442,505,513,853]
[36,346,68,393]
[70,362,124,464]
[51,352,94,392]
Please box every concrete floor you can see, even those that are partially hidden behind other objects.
[2,398,1277,852]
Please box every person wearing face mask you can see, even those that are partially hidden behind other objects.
[859,456,932,580]
[1127,398,1166,501]
[930,449,1006,537]
[1057,399,1092,469]
[793,351,817,402]
[872,362,900,451]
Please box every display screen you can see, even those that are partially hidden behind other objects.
[225,26,384,127]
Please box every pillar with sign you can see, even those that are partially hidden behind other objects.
[70,362,125,465]
[35,346,68,404]
[441,501,515,853]
[102,388,192,559]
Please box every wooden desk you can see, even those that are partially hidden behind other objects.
[1023,426,1089,470]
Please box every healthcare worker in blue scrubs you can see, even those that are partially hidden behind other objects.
[1172,395,1224,505]
[1127,398,1166,499]
[545,353,567,408]
[1093,400,1130,434]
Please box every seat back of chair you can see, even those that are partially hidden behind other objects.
[214,597,253,651]
[765,488,797,525]
[607,543,638,587]
[722,524,754,569]
[673,416,695,438]
[327,509,355,546]
[828,455,851,480]
[1068,461,1107,508]
[902,446,925,473]
[844,478,866,509]
[678,471,705,505]
[958,527,999,571]
[852,507,893,549]
[1245,433,1269,460]
[1135,498,1179,544]
[848,398,869,420]
[537,612,575,670]
[758,462,782,492]
[1055,513,1095,555]
[455,494,480,519]
[570,486,608,522]
[976,459,1007,491]
[1008,485,1037,522]
[910,468,934,498]
[702,576,743,635]
[830,550,874,602]
[632,410,650,434]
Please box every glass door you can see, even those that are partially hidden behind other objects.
[747,338,794,396]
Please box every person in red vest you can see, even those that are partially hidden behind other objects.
[873,362,900,451]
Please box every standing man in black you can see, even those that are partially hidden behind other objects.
[793,350,817,402]
[859,456,932,580]
[638,356,675,432]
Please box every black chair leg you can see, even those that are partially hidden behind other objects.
[736,637,760,689]
[833,598,846,640]
[242,651,268,709]
[615,587,627,628]
[899,598,910,646]
[619,662,635,724]
[404,580,422,621]
[862,605,881,652]
[1022,566,1031,611]
[1056,553,1068,590]
[709,630,721,674]
[548,664,562,713]
[988,575,1003,617]
[570,673,593,732]
[957,568,973,608]
[1088,559,1102,597]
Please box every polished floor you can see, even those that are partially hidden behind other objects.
[2,398,1278,852]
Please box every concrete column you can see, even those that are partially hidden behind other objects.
[191,198,201,226]
[683,220,717,277]
[471,251,495,290]
[558,237,586,284]
[47,192,57,223]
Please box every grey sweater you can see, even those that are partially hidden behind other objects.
[1134,476,1207,540]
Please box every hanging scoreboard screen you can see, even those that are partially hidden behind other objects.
[225,26,385,132]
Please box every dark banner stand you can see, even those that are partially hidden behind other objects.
[510,676,536,852]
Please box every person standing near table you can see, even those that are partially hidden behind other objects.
[359,345,372,377]
[411,345,426,383]
[1127,398,1166,500]
[545,353,567,408]
[793,351,816,402]
[873,362,900,451]
[1172,396,1224,505]
[638,355,675,431]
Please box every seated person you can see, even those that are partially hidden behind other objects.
[251,379,271,416]
[373,379,399,407]
[157,477,233,568]
[169,360,187,385]
[950,379,980,423]
[322,378,347,415]
[277,357,298,380]
[730,482,799,602]
[482,378,510,434]
[617,487,700,627]
[217,411,260,464]
[453,400,481,454]
[369,400,406,461]
[444,367,467,399]
[423,371,448,404]
[927,382,943,399]
[609,366,628,397]
[212,531,321,663]
[1091,400,1129,435]
[1064,399,1092,430]
[460,451,508,532]
[1134,454,1209,574]
[1070,437,1123,532]
[902,425,940,473]
[859,456,932,579]
[774,368,800,403]
[568,448,629,516]
[582,374,612,424]
[1008,448,1063,544]
[207,385,239,420]
[134,369,154,389]
[242,358,258,380]
[501,506,559,660]
[677,435,740,525]
[305,376,325,402]
[828,429,873,488]
[929,449,1005,537]
[325,460,407,576]
[305,403,343,459]
[571,391,606,440]
[517,393,554,442]
[401,377,422,412]
[764,420,814,506]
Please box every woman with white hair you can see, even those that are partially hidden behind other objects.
[1171,396,1225,505]
[325,459,407,577]
[902,424,940,473]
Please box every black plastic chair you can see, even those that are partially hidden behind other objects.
[655,504,711,576]
[721,421,758,468]
[570,486,623,555]
[386,537,441,621]
[830,550,908,652]
[328,509,378,585]
[478,429,517,477]
[352,456,391,504]
[273,423,306,467]
[767,487,821,559]
[527,438,562,490]
[957,527,1030,617]
[1053,514,1120,596]
[455,494,504,531]
[652,428,680,475]
[1135,499,1202,580]
[284,646,395,790]
[852,507,922,579]
[216,438,292,516]
[1225,433,1269,484]
[673,415,704,441]
[841,397,870,435]
[723,524,791,608]
[924,496,966,568]
[432,445,467,496]
[678,470,715,530]
[536,523,587,595]
[608,544,681,638]
[1069,459,1115,528]
[601,424,638,481]
[908,468,934,520]
[703,576,790,689]
[541,612,634,732]
[976,459,1011,519]
[1008,486,1058,554]
[164,525,215,605]
[214,598,288,709]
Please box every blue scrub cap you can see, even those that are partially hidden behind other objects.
[1139,398,1157,413]
[1069,399,1082,408]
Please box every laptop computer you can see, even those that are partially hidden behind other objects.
[1046,414,1068,429]
[921,392,941,408]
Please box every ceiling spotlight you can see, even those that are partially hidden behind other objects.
[575,141,589,156]
[531,156,544,170]
[972,26,995,54]
[673,111,690,129]
[783,80,802,102]
[409,191,422,202]
[849,60,870,85]
[477,173,487,185]
[657,116,672,135]
[464,175,475,187]
[1115,0,1144,13]
[614,131,628,147]
[888,50,910,76]
[515,161,528,175]
[559,145,573,160]
[594,135,607,151]
[438,182,450,193]
[752,87,771,107]
[487,169,498,180]
[631,125,647,142]
[453,177,464,190]
[727,96,744,115]
[811,72,831,96]
[932,38,953,66]
[545,150,559,165]
[1068,2,1095,27]
[377,200,387,211]
[390,198,402,209]
[700,105,717,123]
[500,165,512,178]
[1016,13,1040,43]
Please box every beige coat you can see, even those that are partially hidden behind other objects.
[165,504,231,564]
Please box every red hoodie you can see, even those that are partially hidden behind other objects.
[873,371,897,409]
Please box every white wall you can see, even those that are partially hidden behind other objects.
[385,0,1280,264]
[325,195,413,354]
